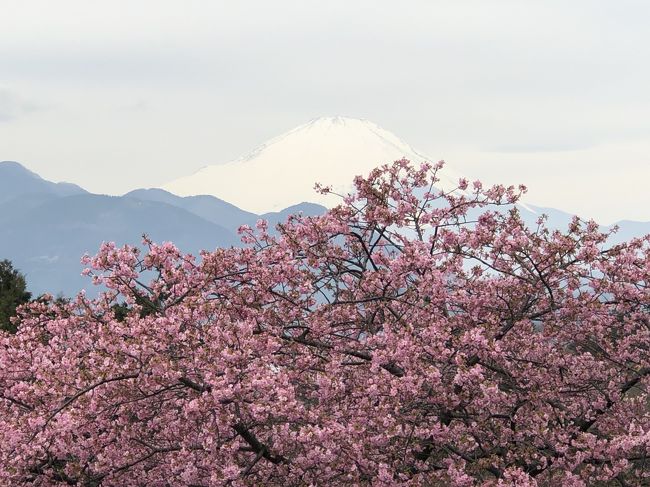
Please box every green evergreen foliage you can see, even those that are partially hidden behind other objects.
[111,293,164,322]
[0,260,32,333]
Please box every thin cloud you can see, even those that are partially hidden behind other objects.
[0,89,41,122]
[122,100,150,112]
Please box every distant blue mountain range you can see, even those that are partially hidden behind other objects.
[1,161,648,297]
[0,161,325,296]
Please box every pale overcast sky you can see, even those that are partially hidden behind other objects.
[1,0,649,223]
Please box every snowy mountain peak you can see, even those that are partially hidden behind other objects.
[302,116,375,128]
[162,117,462,214]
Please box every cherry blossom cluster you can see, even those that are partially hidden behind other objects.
[1,160,648,485]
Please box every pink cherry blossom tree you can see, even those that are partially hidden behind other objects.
[1,160,649,486]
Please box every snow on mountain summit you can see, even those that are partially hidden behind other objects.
[162,116,461,214]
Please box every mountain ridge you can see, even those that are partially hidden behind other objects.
[0,160,87,204]
[0,162,326,296]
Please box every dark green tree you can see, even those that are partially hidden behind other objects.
[0,260,32,333]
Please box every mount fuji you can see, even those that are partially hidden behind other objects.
[162,116,464,214]
[161,116,650,245]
